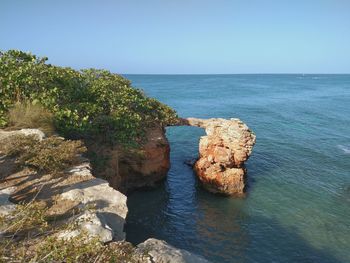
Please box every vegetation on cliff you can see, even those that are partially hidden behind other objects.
[0,50,177,145]
[0,202,141,262]
[0,50,179,262]
[0,131,142,262]
[0,134,86,173]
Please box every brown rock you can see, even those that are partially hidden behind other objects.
[88,125,170,193]
[88,117,254,196]
[183,118,256,196]
[117,125,170,192]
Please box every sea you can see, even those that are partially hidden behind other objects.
[124,74,350,263]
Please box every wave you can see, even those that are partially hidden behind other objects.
[338,145,350,154]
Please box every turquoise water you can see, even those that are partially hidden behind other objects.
[124,75,350,263]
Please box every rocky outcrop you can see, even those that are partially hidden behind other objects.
[92,116,255,196]
[59,170,128,242]
[0,129,211,261]
[137,238,210,263]
[88,125,170,193]
[179,118,256,196]
[0,129,128,243]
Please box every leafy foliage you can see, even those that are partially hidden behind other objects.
[0,50,178,145]
[0,134,86,173]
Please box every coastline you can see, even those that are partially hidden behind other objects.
[0,128,210,262]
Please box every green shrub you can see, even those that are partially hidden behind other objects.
[0,50,178,146]
[0,135,86,173]
[7,102,55,135]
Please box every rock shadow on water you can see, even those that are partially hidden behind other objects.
[242,215,346,263]
[126,166,346,262]
[125,182,171,244]
[187,198,345,263]
[243,146,285,195]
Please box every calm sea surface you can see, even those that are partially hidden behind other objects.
[124,75,350,263]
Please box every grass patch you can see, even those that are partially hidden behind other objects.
[0,202,143,262]
[0,134,86,173]
[7,102,55,135]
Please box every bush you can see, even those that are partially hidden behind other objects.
[0,135,87,173]
[0,50,178,146]
[7,102,55,135]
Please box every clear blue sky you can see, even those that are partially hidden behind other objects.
[1,0,350,74]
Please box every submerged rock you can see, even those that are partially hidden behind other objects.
[184,158,197,167]
[180,118,256,196]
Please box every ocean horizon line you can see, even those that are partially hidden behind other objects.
[122,73,350,76]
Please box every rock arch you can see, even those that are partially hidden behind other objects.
[89,117,255,196]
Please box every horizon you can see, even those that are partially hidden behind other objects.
[123,73,350,75]
[1,0,350,74]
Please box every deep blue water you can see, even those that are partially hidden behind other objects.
[124,75,350,263]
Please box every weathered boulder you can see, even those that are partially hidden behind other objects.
[60,176,128,242]
[0,128,45,141]
[137,238,210,263]
[180,118,256,196]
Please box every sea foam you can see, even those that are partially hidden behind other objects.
[338,145,350,154]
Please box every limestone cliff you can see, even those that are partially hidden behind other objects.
[88,124,170,193]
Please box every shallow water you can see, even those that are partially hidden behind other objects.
[124,74,350,263]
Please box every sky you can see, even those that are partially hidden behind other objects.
[1,0,350,74]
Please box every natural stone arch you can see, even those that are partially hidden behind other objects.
[88,117,255,196]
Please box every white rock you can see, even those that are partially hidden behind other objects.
[137,238,211,263]
[0,187,16,216]
[66,162,92,177]
[0,128,45,141]
[60,177,128,242]
[18,128,45,140]
[57,211,113,243]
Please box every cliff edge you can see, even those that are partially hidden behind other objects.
[0,129,209,262]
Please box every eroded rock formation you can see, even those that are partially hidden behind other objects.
[92,117,255,196]
[88,125,170,193]
[180,118,256,196]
